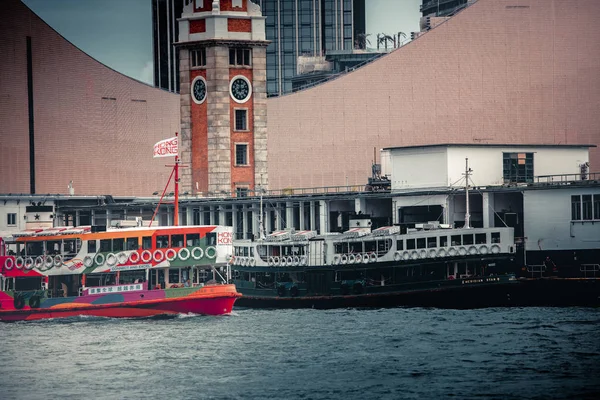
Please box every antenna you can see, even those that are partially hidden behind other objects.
[463,158,472,229]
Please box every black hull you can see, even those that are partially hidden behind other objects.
[234,278,600,309]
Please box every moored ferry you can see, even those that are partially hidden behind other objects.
[230,222,519,309]
[0,224,240,322]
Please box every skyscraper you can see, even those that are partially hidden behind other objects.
[153,0,366,96]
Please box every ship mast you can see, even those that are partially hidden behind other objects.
[463,158,472,229]
[258,174,266,240]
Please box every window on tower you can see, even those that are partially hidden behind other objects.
[236,187,249,197]
[191,48,206,68]
[235,143,248,166]
[234,109,248,131]
[229,48,252,66]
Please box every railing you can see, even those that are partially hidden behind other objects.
[580,264,599,278]
[526,264,546,278]
[534,172,600,184]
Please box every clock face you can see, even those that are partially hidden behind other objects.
[230,76,252,103]
[191,76,206,104]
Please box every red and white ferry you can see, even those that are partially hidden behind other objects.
[0,224,240,322]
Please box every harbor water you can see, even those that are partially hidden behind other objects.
[1,307,599,399]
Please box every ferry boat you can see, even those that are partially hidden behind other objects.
[0,224,241,322]
[230,223,519,309]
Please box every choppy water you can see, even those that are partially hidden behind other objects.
[1,307,599,400]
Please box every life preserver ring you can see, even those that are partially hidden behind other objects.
[369,253,377,263]
[241,257,247,267]
[268,256,275,266]
[458,247,467,256]
[106,253,118,266]
[277,285,286,297]
[341,254,348,265]
[129,251,141,264]
[153,250,165,263]
[419,250,427,259]
[141,250,152,263]
[24,257,35,270]
[448,247,458,257]
[491,244,501,254]
[293,256,300,266]
[479,245,489,255]
[438,248,447,258]
[402,251,410,261]
[249,258,256,267]
[117,252,129,265]
[333,254,341,265]
[353,281,364,295]
[165,248,177,262]
[468,246,478,255]
[29,295,41,309]
[273,256,280,266]
[94,253,105,266]
[205,246,217,259]
[286,256,293,266]
[362,253,370,264]
[191,247,204,260]
[178,248,190,261]
[428,249,437,258]
[393,251,402,262]
[44,255,54,269]
[15,257,24,269]
[34,256,44,270]
[290,286,299,297]
[355,253,363,264]
[348,254,356,264]
[300,256,307,266]
[4,257,14,270]
[83,255,94,268]
[411,251,419,260]
[53,255,63,267]
[13,294,25,310]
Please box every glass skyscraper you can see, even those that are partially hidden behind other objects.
[153,0,366,96]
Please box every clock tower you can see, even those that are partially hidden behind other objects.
[177,0,268,197]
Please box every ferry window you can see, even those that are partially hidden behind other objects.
[491,232,501,244]
[571,195,581,220]
[172,235,184,248]
[142,236,152,250]
[417,238,426,249]
[206,232,216,246]
[582,195,593,220]
[440,236,448,247]
[451,235,462,246]
[364,241,376,253]
[475,234,486,244]
[126,238,138,250]
[64,239,76,255]
[406,239,415,250]
[595,195,600,219]
[87,240,97,253]
[187,233,200,246]
[156,235,169,248]
[48,240,62,254]
[350,243,362,253]
[427,237,437,248]
[243,247,249,256]
[26,241,43,256]
[250,247,254,257]
[7,213,16,226]
[396,240,404,251]
[168,268,181,284]
[463,234,474,245]
[113,238,125,252]
[100,239,111,252]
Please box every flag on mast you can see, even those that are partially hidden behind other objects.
[153,136,178,158]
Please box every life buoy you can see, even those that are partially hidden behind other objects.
[191,247,204,260]
[428,249,437,258]
[333,254,341,265]
[468,246,478,255]
[53,255,63,267]
[13,294,25,310]
[353,281,364,295]
[448,247,458,257]
[129,251,141,264]
[458,247,467,256]
[419,250,427,259]
[34,256,44,270]
[43,255,53,269]
[249,258,256,267]
[83,255,94,268]
[355,253,363,264]
[362,253,370,264]
[94,253,105,266]
[290,286,299,297]
[24,257,35,270]
[153,250,165,263]
[393,251,402,262]
[4,257,14,270]
[15,257,24,269]
[205,246,217,259]
[491,244,501,254]
[286,256,293,266]
[29,295,41,309]
[268,256,275,266]
[241,257,247,267]
[438,249,447,258]
[369,253,377,263]
[117,252,128,265]
[277,285,286,297]
[273,256,280,266]
[411,251,419,260]
[165,249,177,262]
[178,248,190,261]
[300,256,307,266]
[141,250,152,263]
[293,256,300,266]
[341,254,348,265]
[348,254,356,264]
[106,253,118,266]
[479,245,489,255]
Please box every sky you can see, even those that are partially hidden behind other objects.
[21,0,421,85]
